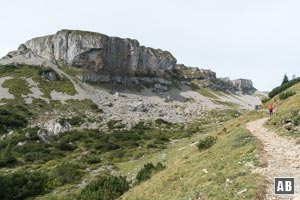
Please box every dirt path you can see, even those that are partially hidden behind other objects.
[247,118,300,200]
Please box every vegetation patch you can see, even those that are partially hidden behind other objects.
[0,64,76,98]
[0,108,28,134]
[136,162,166,183]
[0,170,49,200]
[279,91,296,100]
[197,135,217,150]
[121,113,264,200]
[268,78,300,98]
[51,163,83,186]
[77,175,129,200]
[2,78,31,97]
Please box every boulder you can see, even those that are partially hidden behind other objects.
[38,120,71,142]
[41,70,59,81]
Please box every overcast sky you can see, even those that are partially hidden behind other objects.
[1,0,299,91]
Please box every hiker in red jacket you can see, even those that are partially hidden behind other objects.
[268,104,273,117]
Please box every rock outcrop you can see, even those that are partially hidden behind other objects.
[232,79,255,94]
[1,29,256,94]
[6,30,176,83]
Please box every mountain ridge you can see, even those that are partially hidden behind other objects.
[2,29,255,94]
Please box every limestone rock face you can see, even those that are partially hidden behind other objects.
[21,30,176,80]
[232,79,255,93]
[1,29,256,94]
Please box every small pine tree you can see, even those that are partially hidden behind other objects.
[282,74,289,85]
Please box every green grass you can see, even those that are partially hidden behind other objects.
[120,113,265,200]
[264,83,300,137]
[196,87,219,99]
[2,78,31,97]
[0,64,76,98]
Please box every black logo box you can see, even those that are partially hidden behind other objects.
[274,177,295,195]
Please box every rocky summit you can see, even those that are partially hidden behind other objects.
[2,29,255,94]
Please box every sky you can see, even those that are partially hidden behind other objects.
[1,0,299,91]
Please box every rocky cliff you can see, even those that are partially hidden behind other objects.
[2,29,256,93]
[5,30,176,82]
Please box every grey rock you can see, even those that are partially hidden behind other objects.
[41,70,59,81]
[37,120,71,143]
[154,83,168,92]
[129,103,152,112]
[232,79,256,94]
[21,30,176,81]
[285,122,293,131]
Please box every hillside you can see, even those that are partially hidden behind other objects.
[263,78,300,137]
[0,30,264,200]
[120,112,266,200]
[119,79,300,200]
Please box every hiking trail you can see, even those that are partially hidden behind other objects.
[247,118,300,200]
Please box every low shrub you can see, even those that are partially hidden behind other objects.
[77,175,129,200]
[0,145,17,167]
[136,162,166,183]
[261,97,270,104]
[23,152,52,163]
[0,109,27,133]
[82,155,101,164]
[51,163,83,186]
[107,120,125,129]
[279,91,296,100]
[155,118,171,125]
[59,116,84,126]
[0,170,48,200]
[54,141,77,151]
[197,136,217,151]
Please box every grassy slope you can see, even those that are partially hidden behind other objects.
[120,81,300,200]
[121,112,266,200]
[265,83,300,137]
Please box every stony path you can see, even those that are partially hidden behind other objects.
[247,118,300,200]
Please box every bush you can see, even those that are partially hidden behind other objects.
[77,175,129,200]
[154,118,171,125]
[136,162,166,183]
[107,120,125,129]
[268,78,300,98]
[0,109,27,133]
[0,145,17,167]
[51,163,83,186]
[261,97,270,104]
[146,143,158,148]
[14,142,49,154]
[82,155,101,164]
[197,136,217,151]
[59,116,84,126]
[279,91,296,100]
[0,170,48,200]
[133,121,151,130]
[54,141,77,151]
[90,103,103,112]
[0,65,17,73]
[23,152,52,163]
[93,142,120,151]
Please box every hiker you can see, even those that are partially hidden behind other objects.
[268,104,273,117]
